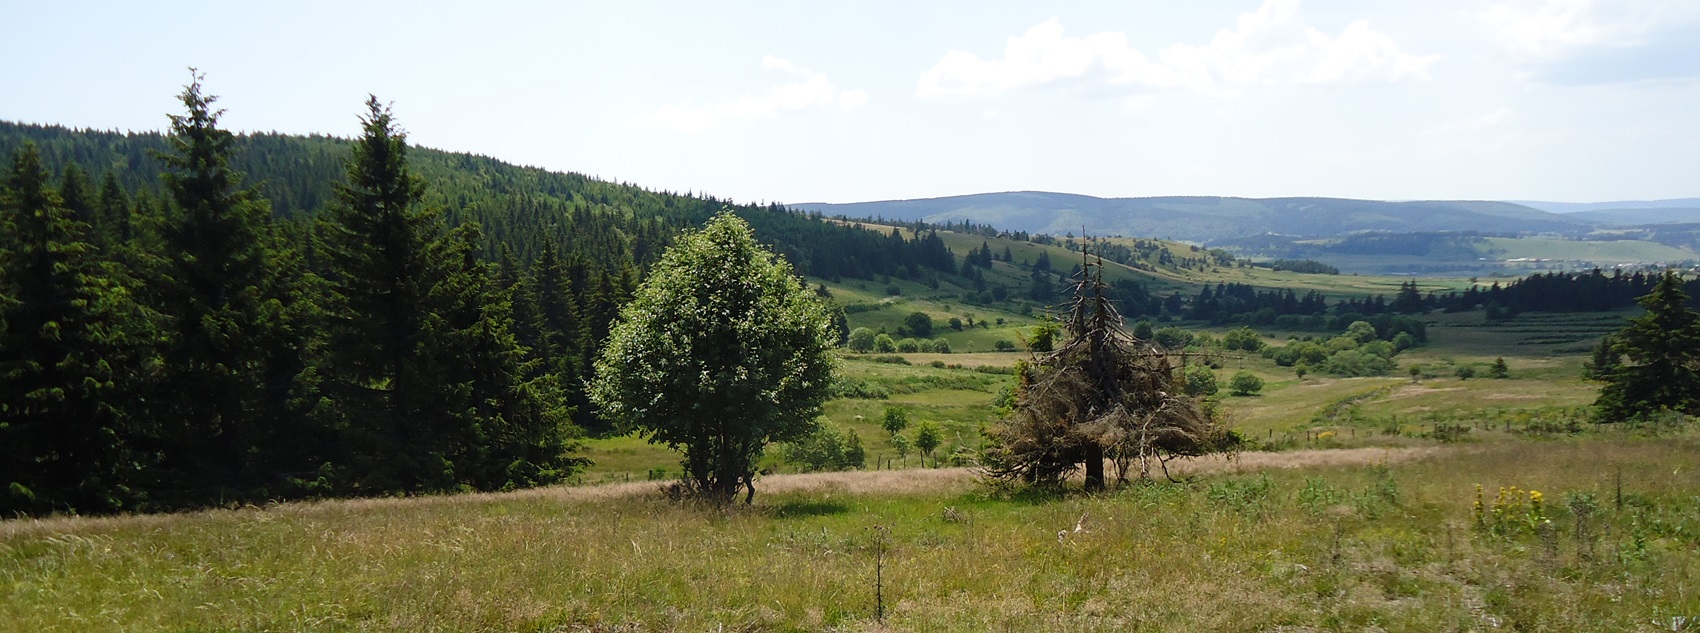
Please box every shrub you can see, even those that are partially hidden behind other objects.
[873,333,896,354]
[1229,371,1264,396]
[847,327,876,353]
[1153,327,1193,350]
[1183,365,1219,397]
[831,377,889,399]
[1222,327,1264,352]
[782,426,866,472]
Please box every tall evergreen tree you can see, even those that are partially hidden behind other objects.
[95,170,132,247]
[530,240,580,381]
[56,162,94,229]
[320,97,578,492]
[1592,271,1700,422]
[0,144,152,515]
[150,72,310,502]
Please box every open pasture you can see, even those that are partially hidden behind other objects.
[5,436,1697,631]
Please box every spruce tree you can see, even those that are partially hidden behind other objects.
[95,170,132,247]
[321,97,577,492]
[0,144,152,515]
[531,240,581,381]
[1592,271,1700,422]
[150,72,312,502]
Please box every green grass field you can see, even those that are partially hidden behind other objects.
[6,434,1697,631]
[11,304,1695,632]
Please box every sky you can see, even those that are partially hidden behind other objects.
[2,0,1697,205]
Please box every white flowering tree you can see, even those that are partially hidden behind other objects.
[590,212,836,503]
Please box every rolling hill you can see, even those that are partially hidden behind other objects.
[796,192,1591,242]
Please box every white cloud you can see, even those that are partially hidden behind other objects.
[1478,0,1607,61]
[916,0,1437,100]
[640,57,868,133]
[1477,0,1700,62]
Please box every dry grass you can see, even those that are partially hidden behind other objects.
[6,436,1697,632]
[0,448,1428,540]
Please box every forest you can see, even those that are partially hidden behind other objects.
[0,80,964,516]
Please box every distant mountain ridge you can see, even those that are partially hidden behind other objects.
[1510,199,1700,226]
[1511,199,1700,214]
[795,192,1591,243]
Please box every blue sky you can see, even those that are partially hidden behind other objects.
[3,0,1696,204]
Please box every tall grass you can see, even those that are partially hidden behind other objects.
[4,437,1697,631]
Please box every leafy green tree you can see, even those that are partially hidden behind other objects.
[1489,357,1510,379]
[881,406,909,436]
[1029,318,1060,352]
[321,96,577,493]
[1183,365,1219,397]
[1153,326,1192,350]
[905,311,933,338]
[848,327,876,353]
[1455,365,1475,380]
[1222,327,1264,351]
[873,333,896,353]
[1229,371,1264,396]
[0,144,153,515]
[1592,271,1700,422]
[590,212,836,503]
[914,421,942,467]
[843,430,866,469]
[890,433,911,466]
[782,425,847,472]
[1131,320,1154,341]
[1344,320,1379,344]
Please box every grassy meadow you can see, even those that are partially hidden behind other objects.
[5,436,1698,631]
[8,303,1700,631]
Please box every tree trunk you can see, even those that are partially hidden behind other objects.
[1083,442,1105,492]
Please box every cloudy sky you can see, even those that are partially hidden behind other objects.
[3,1,1696,204]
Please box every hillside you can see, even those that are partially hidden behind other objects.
[796,192,1590,242]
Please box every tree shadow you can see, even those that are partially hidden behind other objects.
[770,500,851,519]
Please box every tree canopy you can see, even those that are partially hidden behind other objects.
[590,212,836,503]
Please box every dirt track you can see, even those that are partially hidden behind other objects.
[508,445,1445,503]
[0,446,1445,536]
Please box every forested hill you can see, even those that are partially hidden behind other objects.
[0,112,966,516]
[0,120,955,280]
[795,191,1589,242]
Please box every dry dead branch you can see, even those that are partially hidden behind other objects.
[982,247,1235,491]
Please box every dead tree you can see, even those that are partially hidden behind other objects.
[982,247,1233,491]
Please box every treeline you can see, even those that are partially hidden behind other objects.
[1432,269,1673,316]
